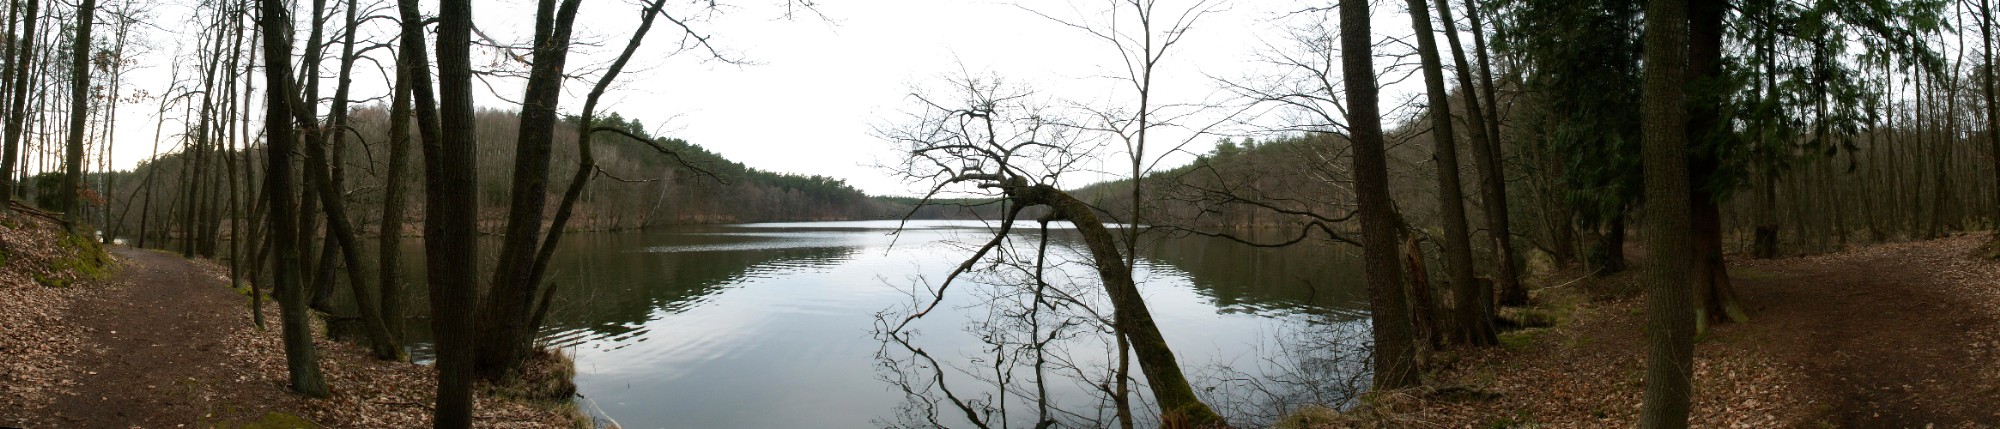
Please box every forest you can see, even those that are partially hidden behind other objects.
[0,0,1995,427]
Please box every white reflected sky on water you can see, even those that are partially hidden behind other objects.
[538,220,1365,429]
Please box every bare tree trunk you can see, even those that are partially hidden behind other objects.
[1685,0,1746,336]
[1752,12,1781,258]
[57,0,94,232]
[1434,0,1524,307]
[0,0,33,210]
[416,0,480,422]
[1638,0,1696,425]
[1465,0,1524,305]
[1005,182,1224,426]
[1344,0,1422,389]
[295,0,402,360]
[476,0,584,380]
[255,0,330,398]
[377,43,416,347]
[1983,0,2000,252]
[1407,0,1495,346]
[529,0,670,345]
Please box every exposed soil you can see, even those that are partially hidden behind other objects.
[1286,235,2000,428]
[1733,235,2000,427]
[3,239,579,428]
[37,246,288,426]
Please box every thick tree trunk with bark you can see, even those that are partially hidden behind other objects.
[1685,0,1747,335]
[532,0,670,341]
[1343,0,1423,388]
[1638,0,1697,425]
[1407,0,1496,346]
[419,0,480,423]
[59,0,93,230]
[477,0,585,380]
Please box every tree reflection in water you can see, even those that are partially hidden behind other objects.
[873,223,1374,428]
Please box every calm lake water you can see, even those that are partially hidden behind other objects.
[367,220,1374,428]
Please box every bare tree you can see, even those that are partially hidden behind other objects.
[882,74,1226,427]
[1405,0,1496,346]
[1983,0,1999,255]
[401,0,480,423]
[475,0,586,380]
[255,0,331,398]
[377,33,415,349]
[1432,0,1524,306]
[297,0,403,361]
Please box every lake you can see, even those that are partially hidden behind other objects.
[367,220,1374,428]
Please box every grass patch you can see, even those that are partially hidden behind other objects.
[231,411,323,429]
[1498,330,1540,350]
[36,233,113,287]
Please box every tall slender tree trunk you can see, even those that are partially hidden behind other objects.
[1752,16,1782,258]
[530,0,671,345]
[58,0,94,231]
[417,0,479,423]
[378,45,416,347]
[255,0,331,398]
[1464,0,1524,305]
[1406,0,1495,346]
[1982,0,1999,251]
[293,0,402,360]
[1433,0,1524,307]
[0,0,33,210]
[476,0,584,380]
[1344,0,1420,389]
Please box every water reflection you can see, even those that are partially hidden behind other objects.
[351,220,1372,428]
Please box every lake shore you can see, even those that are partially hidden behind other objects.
[0,210,587,428]
[1282,234,2000,428]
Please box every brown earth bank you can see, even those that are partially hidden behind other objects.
[0,211,582,428]
[1284,234,2000,428]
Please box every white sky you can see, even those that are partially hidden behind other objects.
[96,0,1437,196]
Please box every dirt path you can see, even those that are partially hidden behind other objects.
[11,244,579,428]
[1729,236,2000,427]
[35,246,287,427]
[1317,236,2000,428]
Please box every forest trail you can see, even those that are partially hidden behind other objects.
[1332,235,2000,428]
[12,243,579,428]
[35,246,290,427]
[1728,235,2000,427]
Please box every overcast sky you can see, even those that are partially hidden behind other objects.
[95,0,1437,196]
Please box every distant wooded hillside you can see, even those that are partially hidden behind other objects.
[104,109,909,242]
